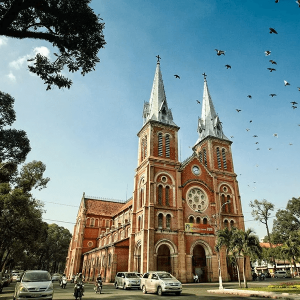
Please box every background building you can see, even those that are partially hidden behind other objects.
[65,60,250,283]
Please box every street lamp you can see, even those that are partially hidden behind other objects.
[212,200,231,290]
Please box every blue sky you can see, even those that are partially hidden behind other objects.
[0,0,299,239]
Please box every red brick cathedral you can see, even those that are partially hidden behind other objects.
[65,61,249,283]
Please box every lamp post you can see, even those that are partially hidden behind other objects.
[212,200,231,290]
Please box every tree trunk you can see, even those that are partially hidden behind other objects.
[243,257,248,288]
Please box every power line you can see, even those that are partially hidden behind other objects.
[43,218,75,225]
[40,200,78,208]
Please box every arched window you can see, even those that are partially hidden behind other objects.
[166,214,171,229]
[216,147,221,169]
[158,185,163,205]
[139,188,143,209]
[224,220,229,228]
[90,218,95,227]
[196,217,200,224]
[230,220,235,228]
[189,216,194,223]
[199,151,203,163]
[222,148,227,169]
[203,148,207,167]
[221,194,225,212]
[227,195,231,213]
[165,134,170,158]
[158,133,163,156]
[203,218,207,224]
[158,213,163,228]
[165,186,170,206]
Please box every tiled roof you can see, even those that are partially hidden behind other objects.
[113,198,133,217]
[85,198,126,216]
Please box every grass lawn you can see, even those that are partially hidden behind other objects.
[241,283,300,295]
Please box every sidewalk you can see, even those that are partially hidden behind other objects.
[208,288,300,299]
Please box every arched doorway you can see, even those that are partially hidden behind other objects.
[157,244,171,273]
[134,242,142,273]
[192,244,207,282]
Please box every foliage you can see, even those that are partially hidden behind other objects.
[0,0,106,90]
[249,199,274,246]
[0,160,49,271]
[272,197,300,243]
[0,92,30,166]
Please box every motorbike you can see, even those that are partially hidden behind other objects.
[94,280,102,294]
[60,277,67,289]
[74,282,84,300]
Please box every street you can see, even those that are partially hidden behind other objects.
[2,278,299,300]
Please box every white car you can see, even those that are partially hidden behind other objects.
[115,272,141,289]
[140,271,182,296]
[13,270,53,300]
[274,270,291,278]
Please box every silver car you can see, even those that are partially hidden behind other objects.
[114,272,141,289]
[13,270,53,300]
[274,270,291,278]
[140,271,182,296]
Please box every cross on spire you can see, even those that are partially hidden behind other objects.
[156,55,161,62]
[202,72,207,80]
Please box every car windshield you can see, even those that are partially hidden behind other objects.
[125,273,138,278]
[22,272,51,282]
[158,273,173,279]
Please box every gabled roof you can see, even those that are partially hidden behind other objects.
[84,198,126,217]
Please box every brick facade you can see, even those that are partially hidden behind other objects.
[65,62,251,283]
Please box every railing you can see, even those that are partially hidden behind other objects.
[85,195,132,203]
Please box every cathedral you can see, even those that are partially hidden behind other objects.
[65,59,250,283]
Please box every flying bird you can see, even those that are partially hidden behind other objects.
[255,142,259,144]
[196,100,201,104]
[236,109,241,112]
[253,135,258,137]
[230,136,234,138]
[268,148,272,150]
[250,120,252,123]
[246,128,250,131]
[297,87,300,91]
[291,101,298,105]
[247,95,252,99]
[284,80,290,86]
[174,74,180,79]
[225,64,231,69]
[269,60,277,65]
[267,68,276,72]
[296,0,300,7]
[273,133,278,137]
[215,49,225,56]
[289,143,293,145]
[269,94,277,97]
[265,50,271,56]
[292,106,297,109]
[275,0,279,2]
[269,28,278,34]
[256,148,260,150]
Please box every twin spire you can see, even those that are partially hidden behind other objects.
[143,59,229,144]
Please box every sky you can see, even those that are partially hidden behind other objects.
[0,0,299,239]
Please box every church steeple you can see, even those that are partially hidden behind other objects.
[195,77,229,145]
[142,59,177,126]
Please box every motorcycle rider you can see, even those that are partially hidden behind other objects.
[74,273,84,296]
[60,273,67,288]
[95,274,102,292]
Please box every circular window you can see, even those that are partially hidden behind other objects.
[87,241,93,247]
[161,176,167,183]
[223,186,228,192]
[187,188,208,212]
[192,165,200,175]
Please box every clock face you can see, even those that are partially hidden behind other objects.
[192,166,200,175]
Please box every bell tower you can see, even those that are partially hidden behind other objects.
[128,58,181,274]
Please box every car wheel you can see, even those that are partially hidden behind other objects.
[175,291,181,296]
[142,285,147,294]
[123,283,127,290]
[157,286,163,296]
[115,282,118,289]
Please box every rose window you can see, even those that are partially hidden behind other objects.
[187,188,208,211]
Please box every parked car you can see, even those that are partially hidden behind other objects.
[140,271,182,296]
[2,273,11,287]
[13,270,53,300]
[274,270,291,278]
[51,273,61,282]
[135,273,143,278]
[114,272,141,290]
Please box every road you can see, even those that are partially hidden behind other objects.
[1,278,299,300]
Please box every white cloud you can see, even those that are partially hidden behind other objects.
[33,46,50,58]
[0,37,8,47]
[9,46,51,70]
[7,72,16,81]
